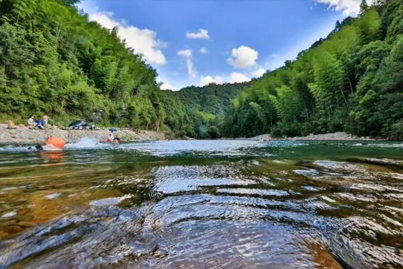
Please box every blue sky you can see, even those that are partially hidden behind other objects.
[78,0,365,90]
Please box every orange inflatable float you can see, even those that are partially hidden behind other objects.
[46,137,66,149]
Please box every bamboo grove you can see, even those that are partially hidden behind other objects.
[0,0,402,140]
[0,0,167,130]
[221,0,403,140]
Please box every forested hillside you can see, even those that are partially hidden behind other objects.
[0,0,244,138]
[0,0,167,129]
[1,0,402,140]
[221,0,403,140]
[160,83,245,138]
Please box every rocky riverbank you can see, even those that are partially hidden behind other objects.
[252,132,377,141]
[0,127,165,145]
[288,132,376,141]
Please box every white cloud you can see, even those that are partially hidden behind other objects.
[200,47,208,54]
[227,46,259,69]
[186,59,197,79]
[89,12,167,65]
[200,72,251,86]
[200,75,223,86]
[186,29,210,40]
[157,76,181,91]
[177,49,192,58]
[178,49,197,79]
[314,0,374,16]
[160,81,174,90]
[251,68,266,78]
[228,73,251,84]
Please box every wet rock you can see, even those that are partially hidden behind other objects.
[0,230,8,236]
[44,193,61,199]
[17,221,36,228]
[1,211,17,218]
[308,244,344,269]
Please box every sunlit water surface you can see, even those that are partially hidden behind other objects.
[0,139,403,269]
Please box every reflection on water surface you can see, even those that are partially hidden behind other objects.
[0,140,403,268]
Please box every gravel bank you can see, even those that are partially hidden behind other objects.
[251,132,377,141]
[0,127,165,145]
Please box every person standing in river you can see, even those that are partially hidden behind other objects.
[43,114,49,129]
[108,131,114,143]
[101,131,114,143]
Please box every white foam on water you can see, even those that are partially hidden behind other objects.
[65,137,110,150]
[354,143,403,148]
[121,139,272,157]
[0,145,33,152]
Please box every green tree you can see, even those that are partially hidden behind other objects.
[360,0,369,14]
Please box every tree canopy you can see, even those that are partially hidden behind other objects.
[1,0,402,140]
[221,0,403,140]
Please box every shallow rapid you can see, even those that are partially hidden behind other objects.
[0,139,403,268]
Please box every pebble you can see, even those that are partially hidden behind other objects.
[1,211,17,218]
[45,193,61,199]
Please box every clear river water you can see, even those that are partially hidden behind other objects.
[0,139,403,269]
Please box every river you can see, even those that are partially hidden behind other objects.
[0,139,402,268]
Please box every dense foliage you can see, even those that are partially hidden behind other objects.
[0,0,245,138]
[1,0,402,140]
[222,0,403,140]
[0,0,167,130]
[160,83,245,138]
